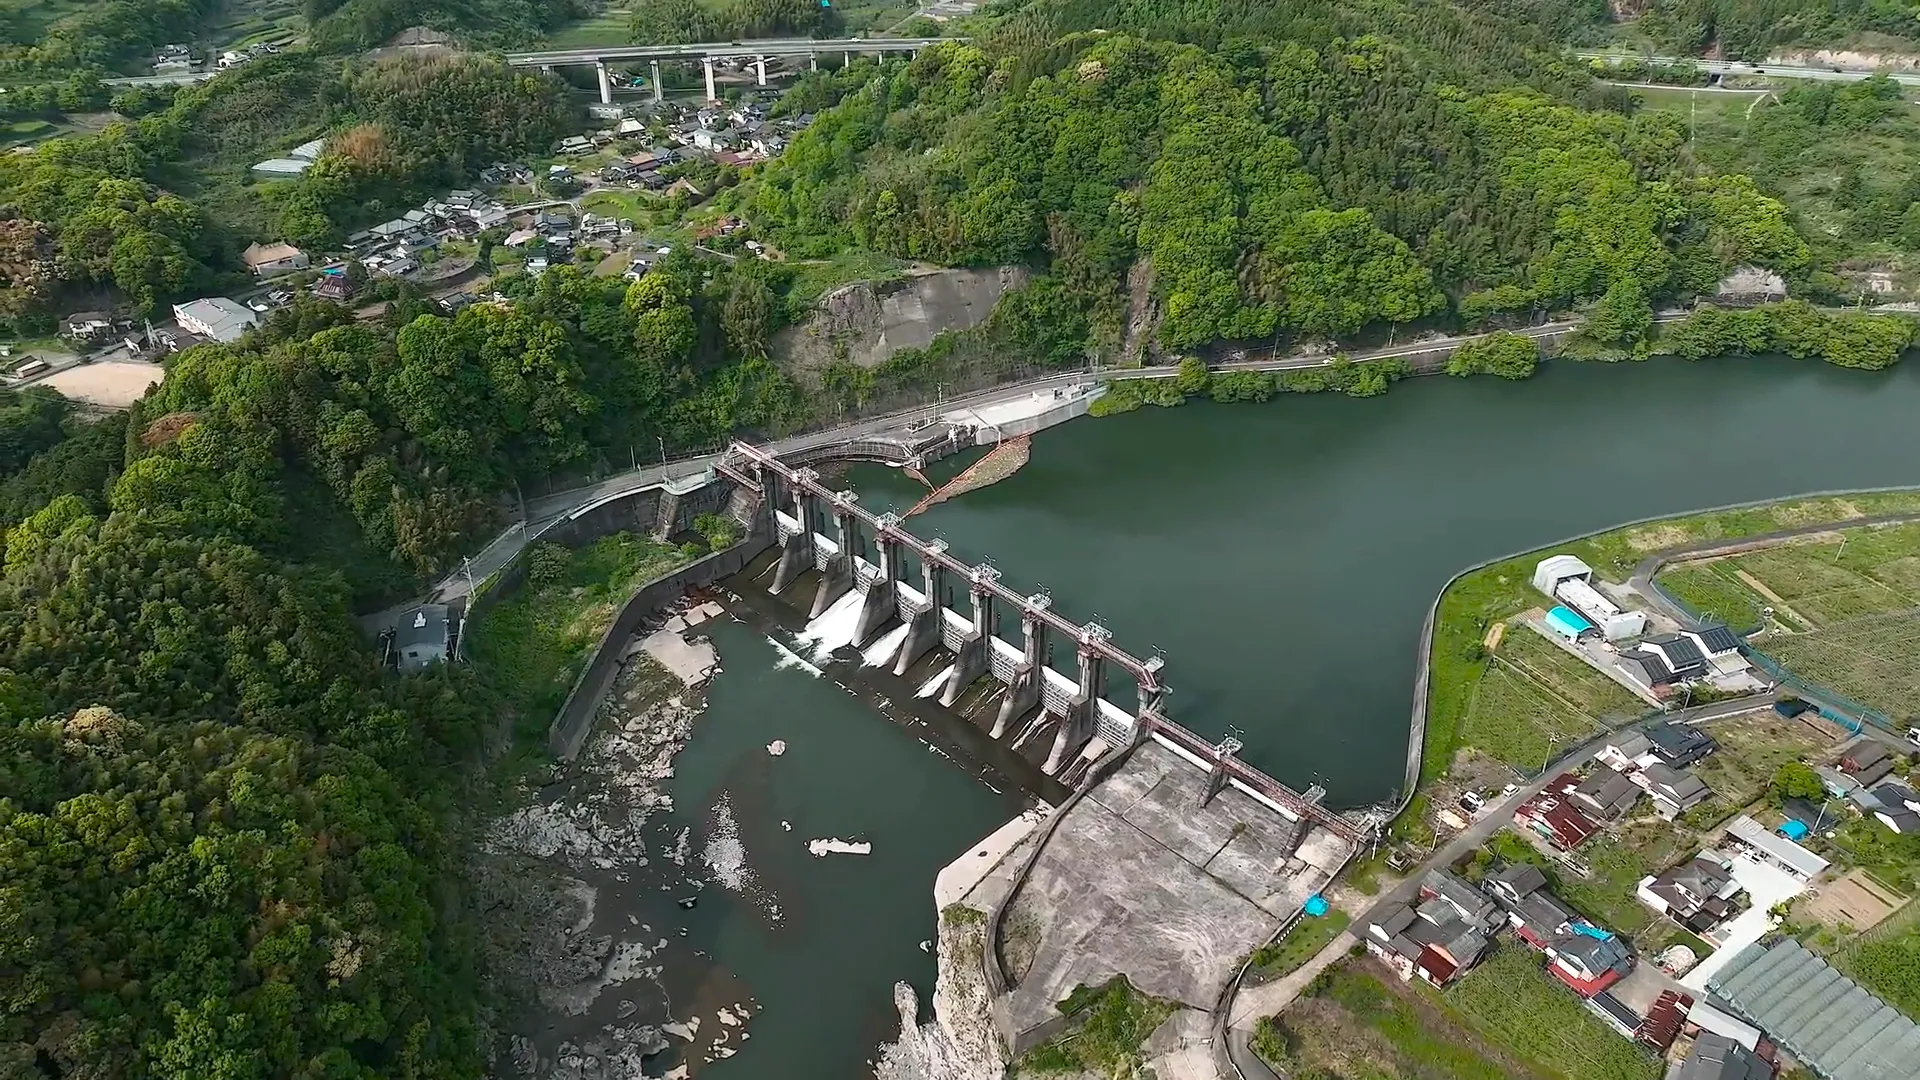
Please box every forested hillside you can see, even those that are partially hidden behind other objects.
[1621,0,1920,59]
[742,32,1805,359]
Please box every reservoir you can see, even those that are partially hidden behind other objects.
[677,353,1920,1077]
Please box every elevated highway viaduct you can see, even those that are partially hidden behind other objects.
[504,36,960,103]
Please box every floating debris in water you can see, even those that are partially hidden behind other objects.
[807,837,872,857]
[766,739,787,756]
[703,796,752,891]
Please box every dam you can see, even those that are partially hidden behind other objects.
[717,439,1370,840]
[710,436,1372,1069]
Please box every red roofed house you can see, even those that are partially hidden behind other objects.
[1636,990,1694,1052]
[1514,776,1600,850]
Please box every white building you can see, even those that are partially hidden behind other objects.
[1533,554,1592,595]
[172,298,258,343]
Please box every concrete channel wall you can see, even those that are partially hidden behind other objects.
[547,534,773,759]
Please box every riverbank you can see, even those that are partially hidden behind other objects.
[1412,489,1920,805]
[476,596,748,1079]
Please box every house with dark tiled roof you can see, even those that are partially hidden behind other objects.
[1362,870,1502,987]
[1484,860,1633,996]
[1642,763,1713,819]
[1840,739,1896,788]
[1640,854,1740,932]
[1573,765,1643,820]
[1668,1031,1773,1080]
[1648,723,1717,768]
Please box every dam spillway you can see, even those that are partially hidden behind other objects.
[717,440,1368,843]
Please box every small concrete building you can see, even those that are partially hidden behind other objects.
[172,298,258,343]
[1724,814,1829,880]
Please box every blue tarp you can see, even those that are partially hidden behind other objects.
[1303,894,1330,917]
[1546,605,1592,637]
[1778,819,1810,840]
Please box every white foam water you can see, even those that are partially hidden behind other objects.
[918,664,955,699]
[767,635,824,677]
[862,623,910,668]
[793,588,865,663]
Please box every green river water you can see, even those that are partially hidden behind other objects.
[656,354,1920,1079]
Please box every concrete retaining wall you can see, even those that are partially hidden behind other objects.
[974,389,1101,444]
[547,534,774,760]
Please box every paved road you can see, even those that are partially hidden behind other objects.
[1578,50,1920,87]
[103,71,220,87]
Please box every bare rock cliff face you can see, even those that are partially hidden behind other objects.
[773,267,1030,371]
[873,913,1005,1080]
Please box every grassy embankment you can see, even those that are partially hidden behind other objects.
[463,531,698,760]
[1254,948,1660,1080]
[1421,492,1920,788]
[1246,910,1352,984]
[1016,977,1174,1079]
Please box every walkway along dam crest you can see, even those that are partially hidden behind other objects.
[717,439,1368,842]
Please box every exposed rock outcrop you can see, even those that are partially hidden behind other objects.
[774,267,1030,371]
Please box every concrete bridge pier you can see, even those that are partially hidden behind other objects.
[1045,625,1108,775]
[940,566,997,706]
[651,60,663,103]
[809,492,859,619]
[809,54,818,72]
[893,539,946,676]
[769,470,819,595]
[853,514,903,646]
[1137,655,1165,717]
[992,593,1050,739]
[756,56,768,86]
[703,57,717,101]
[596,61,613,104]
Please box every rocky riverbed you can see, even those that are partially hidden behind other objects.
[474,599,757,1079]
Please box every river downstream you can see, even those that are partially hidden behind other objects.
[644,353,1920,1078]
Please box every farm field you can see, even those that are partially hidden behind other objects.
[1457,625,1639,774]
[1763,609,1920,720]
[1254,957,1555,1080]
[1446,945,1663,1080]
[1652,521,1920,718]
[1684,712,1834,829]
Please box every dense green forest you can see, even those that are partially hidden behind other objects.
[1622,0,1920,59]
[628,0,843,44]
[740,33,1805,358]
[0,0,583,75]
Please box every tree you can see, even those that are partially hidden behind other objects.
[1773,761,1826,803]
[1446,332,1539,379]
[1173,357,1210,396]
